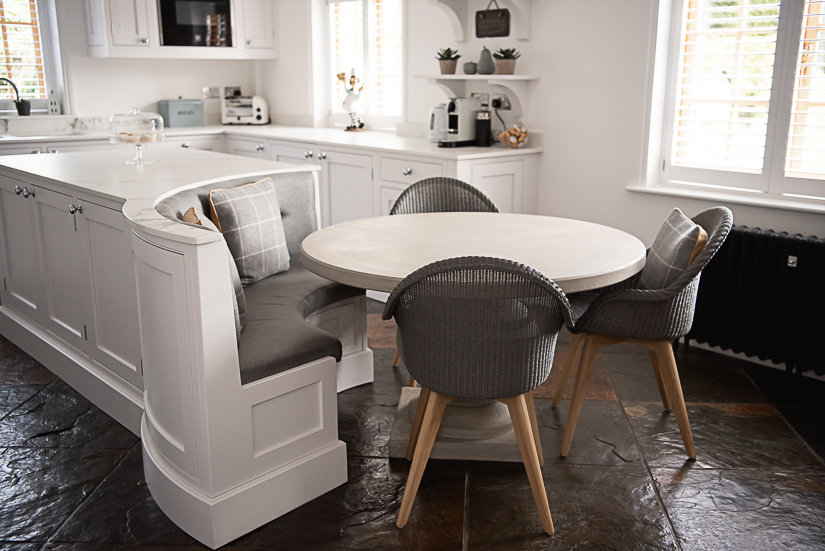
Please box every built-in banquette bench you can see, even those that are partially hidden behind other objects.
[126,166,373,549]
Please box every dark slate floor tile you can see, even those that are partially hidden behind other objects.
[229,457,465,550]
[337,393,398,458]
[533,351,616,401]
[776,406,825,463]
[0,544,42,550]
[0,447,125,542]
[601,351,667,404]
[466,462,677,551]
[674,347,770,404]
[0,384,44,419]
[50,450,201,547]
[366,313,396,349]
[652,468,825,551]
[534,399,642,466]
[624,402,825,471]
[0,335,56,385]
[743,362,825,408]
[44,544,207,550]
[340,348,410,399]
[0,380,138,450]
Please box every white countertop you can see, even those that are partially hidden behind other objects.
[0,124,542,161]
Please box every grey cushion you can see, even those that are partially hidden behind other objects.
[209,178,290,286]
[238,256,364,385]
[639,209,703,290]
[155,170,318,257]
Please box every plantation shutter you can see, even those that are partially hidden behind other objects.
[0,0,46,101]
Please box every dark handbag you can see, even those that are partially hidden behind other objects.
[476,0,510,38]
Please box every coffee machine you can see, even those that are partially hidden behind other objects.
[438,97,482,148]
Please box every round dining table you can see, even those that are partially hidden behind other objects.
[300,212,647,463]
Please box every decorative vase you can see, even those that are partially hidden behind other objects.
[494,59,516,75]
[478,47,495,75]
[463,61,478,75]
[439,59,458,75]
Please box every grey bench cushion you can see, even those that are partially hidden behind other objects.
[238,255,364,385]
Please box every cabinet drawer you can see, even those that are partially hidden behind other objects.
[226,137,267,158]
[380,157,443,184]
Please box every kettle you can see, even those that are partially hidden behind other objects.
[429,104,448,143]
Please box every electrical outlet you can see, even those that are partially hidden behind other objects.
[492,95,511,110]
[471,93,490,106]
[202,86,219,99]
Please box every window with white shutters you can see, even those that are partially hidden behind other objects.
[0,0,46,99]
[661,0,825,202]
[329,0,403,126]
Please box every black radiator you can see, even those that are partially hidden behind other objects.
[687,226,825,375]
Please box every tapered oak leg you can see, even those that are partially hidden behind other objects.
[408,377,418,388]
[553,332,585,408]
[653,341,696,459]
[561,334,599,456]
[392,349,402,367]
[503,394,554,535]
[525,390,544,466]
[648,349,671,411]
[405,387,431,460]
[397,392,452,528]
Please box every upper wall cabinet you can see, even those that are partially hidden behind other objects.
[84,0,278,59]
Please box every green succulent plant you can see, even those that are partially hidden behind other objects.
[436,48,461,61]
[493,48,521,60]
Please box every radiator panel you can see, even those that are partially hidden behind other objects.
[689,226,825,375]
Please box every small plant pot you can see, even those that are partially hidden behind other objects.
[463,62,478,75]
[494,59,516,75]
[14,100,30,116]
[439,59,458,75]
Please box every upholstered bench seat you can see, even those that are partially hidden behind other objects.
[239,255,363,385]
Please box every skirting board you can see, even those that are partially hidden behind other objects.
[142,416,348,549]
[336,348,374,392]
[0,306,144,435]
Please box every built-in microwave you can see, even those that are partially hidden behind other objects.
[158,0,233,47]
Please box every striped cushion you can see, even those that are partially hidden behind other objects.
[639,208,706,290]
[209,178,290,286]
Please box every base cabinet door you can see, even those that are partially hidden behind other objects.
[377,183,406,216]
[32,186,89,353]
[0,176,41,321]
[469,160,524,214]
[325,150,373,226]
[77,200,143,388]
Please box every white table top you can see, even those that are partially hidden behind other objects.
[300,213,647,294]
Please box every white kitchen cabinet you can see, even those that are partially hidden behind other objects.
[227,136,268,158]
[378,183,406,216]
[323,150,373,226]
[0,146,46,155]
[107,0,152,47]
[32,186,89,353]
[379,156,445,185]
[466,160,525,214]
[161,135,225,153]
[240,0,277,50]
[0,175,41,321]
[268,141,318,166]
[76,200,143,388]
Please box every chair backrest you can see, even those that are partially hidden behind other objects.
[383,257,573,400]
[389,177,499,215]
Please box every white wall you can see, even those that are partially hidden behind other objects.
[57,0,255,125]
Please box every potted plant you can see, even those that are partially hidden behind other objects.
[436,48,461,75]
[493,48,521,75]
[0,78,30,116]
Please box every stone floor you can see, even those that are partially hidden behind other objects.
[1,299,824,550]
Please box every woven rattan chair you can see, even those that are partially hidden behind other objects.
[388,178,499,375]
[553,207,733,459]
[383,256,573,535]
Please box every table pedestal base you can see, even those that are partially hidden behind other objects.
[388,387,524,462]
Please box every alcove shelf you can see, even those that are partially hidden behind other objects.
[430,0,532,41]
[415,74,539,118]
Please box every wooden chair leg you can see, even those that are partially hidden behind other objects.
[502,394,554,535]
[405,387,431,460]
[397,392,452,528]
[648,349,671,411]
[525,390,544,466]
[652,341,696,459]
[392,349,402,367]
[561,334,600,456]
[552,332,585,408]
[408,377,418,388]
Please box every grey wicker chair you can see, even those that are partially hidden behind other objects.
[383,256,573,535]
[388,177,499,373]
[553,207,733,459]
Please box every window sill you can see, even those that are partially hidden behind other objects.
[626,184,825,215]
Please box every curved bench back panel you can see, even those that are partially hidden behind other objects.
[156,171,318,257]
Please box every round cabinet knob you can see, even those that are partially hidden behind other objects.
[318,152,327,160]
[68,204,76,214]
[181,142,190,148]
[247,40,254,46]
[30,150,40,154]
[402,167,412,176]
[140,38,149,44]
[255,144,265,151]
[48,149,58,154]
[304,151,314,158]
[14,186,22,195]
[21,187,31,198]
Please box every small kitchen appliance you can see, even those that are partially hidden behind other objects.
[157,97,205,127]
[438,97,483,148]
[221,87,270,125]
[429,104,448,143]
